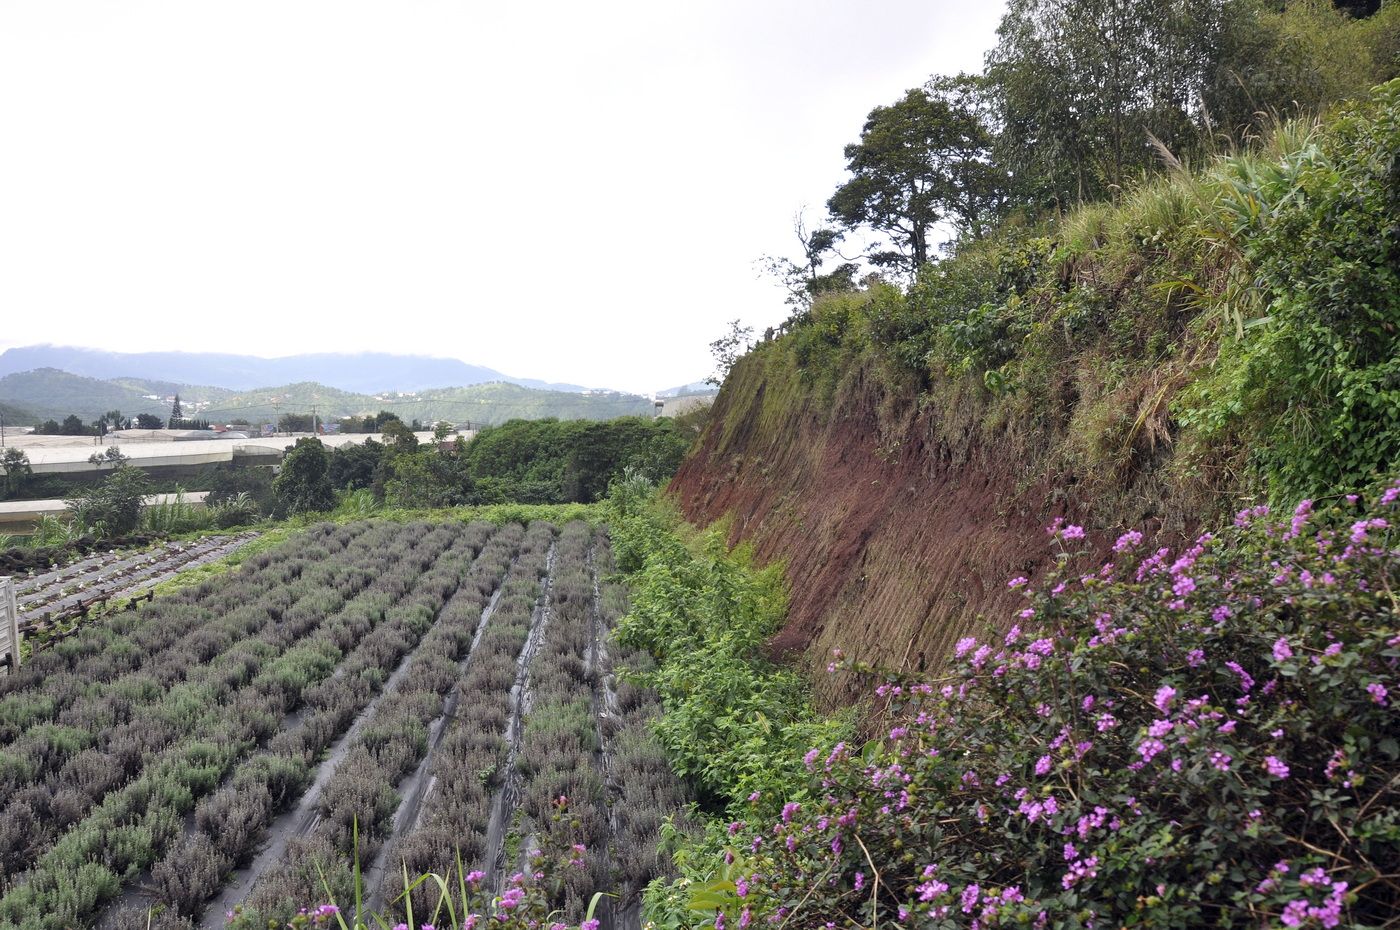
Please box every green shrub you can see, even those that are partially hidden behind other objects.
[1179,80,1400,501]
[66,465,151,538]
[608,483,849,808]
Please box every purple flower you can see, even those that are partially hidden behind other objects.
[1035,754,1053,776]
[1153,685,1177,713]
[1062,525,1086,540]
[1367,682,1388,706]
[1264,755,1290,779]
[1113,530,1143,552]
[960,884,981,914]
[781,802,801,823]
[1138,739,1166,762]
[1226,661,1255,692]
[1272,637,1293,662]
[1061,855,1100,889]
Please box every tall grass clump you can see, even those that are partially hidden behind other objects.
[139,490,213,535]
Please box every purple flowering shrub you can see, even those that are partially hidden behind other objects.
[704,483,1400,929]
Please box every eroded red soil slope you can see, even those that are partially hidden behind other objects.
[670,353,1185,701]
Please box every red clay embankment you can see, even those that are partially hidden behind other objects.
[669,345,1192,700]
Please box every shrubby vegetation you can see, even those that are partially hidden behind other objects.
[751,78,1400,511]
[653,479,1400,930]
[64,465,151,538]
[607,475,850,814]
[462,417,691,505]
[274,438,339,518]
[313,415,692,512]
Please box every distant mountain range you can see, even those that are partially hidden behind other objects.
[0,368,655,427]
[0,346,592,394]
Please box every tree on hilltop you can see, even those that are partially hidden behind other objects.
[827,74,1005,274]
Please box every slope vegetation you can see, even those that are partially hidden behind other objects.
[672,80,1400,687]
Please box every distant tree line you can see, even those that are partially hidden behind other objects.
[27,407,206,436]
[271,415,694,517]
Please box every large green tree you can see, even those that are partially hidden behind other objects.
[1,449,32,498]
[827,75,1005,274]
[272,437,336,517]
[988,0,1233,205]
[986,0,1399,207]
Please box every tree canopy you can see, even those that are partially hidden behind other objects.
[827,76,1004,274]
[272,437,336,517]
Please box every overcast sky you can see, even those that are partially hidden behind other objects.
[0,1,1006,394]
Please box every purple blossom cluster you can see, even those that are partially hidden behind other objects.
[699,479,1400,929]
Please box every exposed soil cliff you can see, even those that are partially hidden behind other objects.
[669,345,1202,700]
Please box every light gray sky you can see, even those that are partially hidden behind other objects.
[0,1,1006,394]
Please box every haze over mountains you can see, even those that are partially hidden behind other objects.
[0,346,711,426]
[0,346,592,394]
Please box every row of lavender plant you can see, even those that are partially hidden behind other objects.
[591,535,689,906]
[227,521,559,928]
[0,522,472,930]
[0,522,417,884]
[0,522,370,745]
[107,521,519,927]
[509,521,611,917]
[365,519,564,920]
[0,522,361,706]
